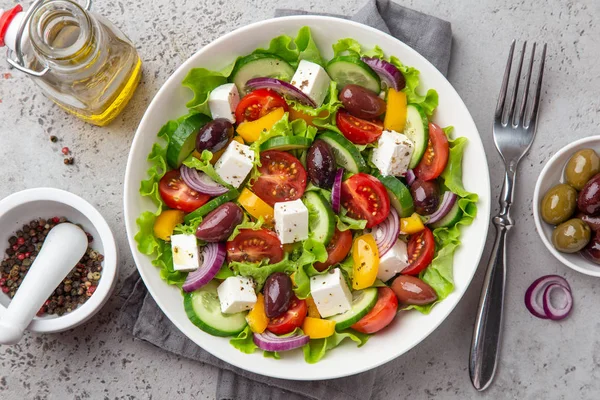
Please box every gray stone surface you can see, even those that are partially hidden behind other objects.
[0,0,598,398]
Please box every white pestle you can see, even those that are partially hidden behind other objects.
[0,223,88,345]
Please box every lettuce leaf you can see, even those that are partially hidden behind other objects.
[230,326,257,354]
[227,214,265,241]
[292,237,329,299]
[302,330,370,364]
[288,81,342,132]
[336,208,367,231]
[254,26,323,67]
[229,255,296,291]
[182,150,232,188]
[155,239,187,286]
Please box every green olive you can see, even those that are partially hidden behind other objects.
[564,148,600,190]
[552,218,591,253]
[541,184,577,224]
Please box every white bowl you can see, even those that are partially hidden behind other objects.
[123,16,491,380]
[533,136,600,276]
[0,188,118,333]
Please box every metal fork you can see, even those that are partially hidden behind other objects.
[469,41,547,391]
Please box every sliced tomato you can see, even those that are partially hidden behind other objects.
[336,109,383,145]
[414,122,449,181]
[401,227,435,275]
[158,170,210,213]
[351,287,398,334]
[235,89,289,124]
[314,229,353,272]
[267,296,307,335]
[252,150,307,207]
[226,228,284,264]
[340,173,390,228]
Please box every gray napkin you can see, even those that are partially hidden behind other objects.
[119,1,452,399]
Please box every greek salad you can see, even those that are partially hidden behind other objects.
[135,27,478,363]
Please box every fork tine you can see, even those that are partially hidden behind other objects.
[515,43,536,127]
[506,41,527,125]
[495,41,516,119]
[526,43,547,129]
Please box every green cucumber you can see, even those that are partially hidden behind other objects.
[231,53,295,95]
[260,136,312,152]
[326,56,381,93]
[184,189,240,223]
[404,104,429,169]
[430,198,463,229]
[327,287,378,331]
[374,173,414,218]
[167,113,211,168]
[318,131,367,173]
[302,191,335,244]
[184,280,248,337]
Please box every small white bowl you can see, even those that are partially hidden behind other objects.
[533,136,600,277]
[0,188,118,333]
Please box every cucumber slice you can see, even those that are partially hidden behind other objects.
[430,198,463,229]
[404,104,429,169]
[374,173,414,218]
[184,280,248,337]
[231,53,295,95]
[184,189,240,223]
[260,136,312,152]
[326,56,381,93]
[167,113,211,169]
[318,131,367,173]
[302,191,335,244]
[327,287,378,330]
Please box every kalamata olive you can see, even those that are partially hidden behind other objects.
[578,173,600,215]
[565,149,600,190]
[552,218,591,253]
[583,231,600,264]
[195,202,243,242]
[307,139,336,188]
[263,272,292,318]
[195,118,234,153]
[578,213,600,232]
[540,183,577,225]
[338,84,386,119]
[390,275,437,305]
[410,179,439,215]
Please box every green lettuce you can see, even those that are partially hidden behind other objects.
[229,255,296,291]
[336,209,367,231]
[230,326,257,354]
[227,214,265,241]
[182,150,232,188]
[292,237,329,299]
[302,330,370,364]
[254,26,323,67]
[288,81,343,132]
[155,239,187,286]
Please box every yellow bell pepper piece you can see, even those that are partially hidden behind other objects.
[352,234,380,290]
[238,188,274,225]
[306,296,321,318]
[246,294,269,334]
[153,210,185,241]
[236,107,285,143]
[302,317,336,339]
[400,213,425,235]
[384,89,407,132]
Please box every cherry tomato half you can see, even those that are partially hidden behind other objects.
[336,109,383,145]
[401,227,435,275]
[314,229,353,272]
[226,228,284,264]
[267,296,307,335]
[235,89,289,124]
[351,287,398,334]
[414,122,449,181]
[252,150,307,207]
[158,170,210,213]
[340,173,390,228]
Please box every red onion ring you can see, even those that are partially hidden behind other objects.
[180,165,228,196]
[405,170,416,186]
[543,283,573,321]
[253,330,310,352]
[332,168,344,214]
[524,275,572,319]
[361,57,406,91]
[371,208,400,257]
[182,242,226,292]
[426,192,458,224]
[245,78,316,107]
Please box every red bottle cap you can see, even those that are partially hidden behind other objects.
[0,5,23,48]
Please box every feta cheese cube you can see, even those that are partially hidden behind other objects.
[208,83,240,123]
[371,130,414,176]
[310,268,353,318]
[217,276,257,314]
[171,234,200,272]
[290,60,331,107]
[214,141,255,188]
[274,199,309,244]
[376,240,409,282]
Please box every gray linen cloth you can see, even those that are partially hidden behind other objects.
[119,1,452,399]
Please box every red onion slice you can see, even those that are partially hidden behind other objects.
[542,283,573,321]
[332,168,344,214]
[371,208,400,257]
[182,242,226,292]
[245,78,316,107]
[524,275,571,319]
[181,165,228,196]
[361,57,406,91]
[426,192,458,224]
[253,330,310,352]
[405,170,416,186]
